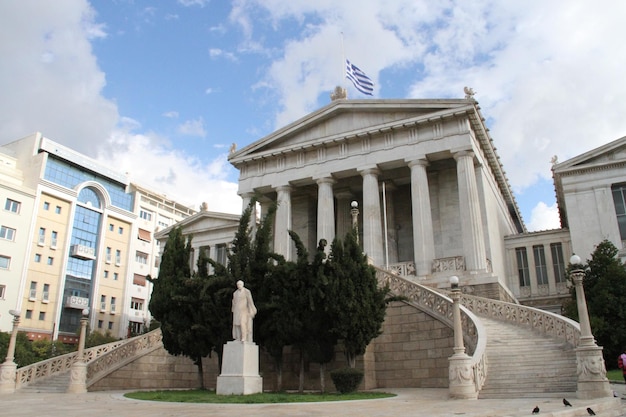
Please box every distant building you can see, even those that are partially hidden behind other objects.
[0,133,195,341]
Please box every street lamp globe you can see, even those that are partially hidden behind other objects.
[351,200,358,209]
[570,254,581,265]
[8,309,20,318]
[449,275,459,289]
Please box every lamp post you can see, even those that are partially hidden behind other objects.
[569,255,611,399]
[0,310,21,394]
[447,276,477,399]
[67,308,90,394]
[350,200,359,244]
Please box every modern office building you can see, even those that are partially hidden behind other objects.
[0,133,195,341]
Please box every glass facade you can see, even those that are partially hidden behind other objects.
[44,156,133,211]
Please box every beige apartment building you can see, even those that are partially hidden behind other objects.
[0,133,195,341]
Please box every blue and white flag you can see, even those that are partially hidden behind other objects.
[346,59,374,96]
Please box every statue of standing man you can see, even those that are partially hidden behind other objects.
[232,280,257,342]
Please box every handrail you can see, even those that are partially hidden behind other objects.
[86,328,163,387]
[15,338,128,389]
[457,292,581,347]
[375,267,488,392]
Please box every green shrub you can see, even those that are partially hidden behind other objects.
[330,367,363,394]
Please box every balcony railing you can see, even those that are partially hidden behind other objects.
[70,244,96,260]
[65,295,89,309]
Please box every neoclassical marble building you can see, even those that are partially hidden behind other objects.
[228,93,525,300]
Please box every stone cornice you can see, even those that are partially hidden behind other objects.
[553,159,626,178]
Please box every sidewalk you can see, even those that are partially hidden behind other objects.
[1,386,625,417]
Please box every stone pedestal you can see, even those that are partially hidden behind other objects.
[0,361,17,394]
[216,341,262,395]
[575,345,612,399]
[448,354,477,399]
[67,361,87,394]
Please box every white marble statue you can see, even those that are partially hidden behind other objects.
[232,280,257,342]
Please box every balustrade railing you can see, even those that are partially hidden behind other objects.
[375,267,487,392]
[457,292,580,347]
[87,329,162,386]
[15,338,128,389]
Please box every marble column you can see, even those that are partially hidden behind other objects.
[383,183,399,265]
[360,168,384,265]
[275,185,292,261]
[316,177,336,253]
[335,190,354,239]
[408,158,435,276]
[241,192,257,237]
[453,151,487,271]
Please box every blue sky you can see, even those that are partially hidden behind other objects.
[2,0,626,231]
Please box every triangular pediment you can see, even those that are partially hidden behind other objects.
[155,211,240,239]
[230,99,472,163]
[554,135,626,173]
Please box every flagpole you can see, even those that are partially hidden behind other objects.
[341,32,346,92]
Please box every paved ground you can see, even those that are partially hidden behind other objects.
[2,386,626,417]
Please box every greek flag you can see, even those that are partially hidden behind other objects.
[346,59,374,96]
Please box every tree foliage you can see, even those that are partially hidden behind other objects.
[563,239,626,365]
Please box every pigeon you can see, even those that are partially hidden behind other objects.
[532,405,540,414]
[587,407,596,416]
[563,398,572,407]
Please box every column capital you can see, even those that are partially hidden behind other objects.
[452,150,475,161]
[359,167,380,177]
[275,184,292,193]
[407,158,429,168]
[314,176,336,186]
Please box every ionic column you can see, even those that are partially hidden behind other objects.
[360,168,384,265]
[275,185,292,260]
[453,151,487,271]
[408,158,435,276]
[316,177,336,253]
[382,182,399,266]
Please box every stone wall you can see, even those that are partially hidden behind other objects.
[89,301,455,392]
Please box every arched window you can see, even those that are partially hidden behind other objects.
[78,187,102,209]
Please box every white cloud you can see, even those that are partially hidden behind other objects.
[209,48,237,61]
[178,118,207,137]
[162,111,179,118]
[178,0,210,7]
[97,130,242,214]
[0,1,118,156]
[526,202,560,233]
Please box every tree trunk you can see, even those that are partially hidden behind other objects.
[195,357,205,389]
[347,353,356,368]
[298,353,305,393]
[319,362,326,393]
[275,358,283,392]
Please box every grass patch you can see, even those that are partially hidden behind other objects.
[607,369,624,382]
[124,389,395,404]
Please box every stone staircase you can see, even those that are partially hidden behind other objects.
[18,371,70,393]
[478,316,577,399]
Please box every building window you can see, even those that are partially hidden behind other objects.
[34,253,41,263]
[130,298,144,310]
[0,226,16,241]
[139,210,152,221]
[135,251,148,264]
[515,247,530,287]
[50,230,58,248]
[47,257,54,265]
[43,201,50,210]
[25,310,32,319]
[612,184,626,241]
[138,228,151,242]
[133,274,146,286]
[0,284,5,299]
[0,255,10,269]
[55,205,62,214]
[29,281,37,299]
[108,322,113,330]
[115,249,121,265]
[216,243,227,266]
[109,223,114,232]
[533,245,548,285]
[101,295,107,311]
[550,243,567,283]
[113,272,118,281]
[118,226,123,235]
[42,283,50,302]
[38,227,46,245]
[106,247,112,263]
[38,311,45,321]
[5,198,20,213]
[104,270,109,279]
[98,320,103,329]
[111,296,116,313]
